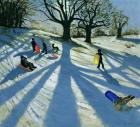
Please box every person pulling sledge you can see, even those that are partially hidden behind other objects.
[42,40,47,54]
[20,55,37,71]
[97,49,104,69]
[105,90,135,111]
[31,37,36,52]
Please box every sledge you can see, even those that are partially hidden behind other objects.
[93,54,99,65]
[35,44,40,54]
[52,53,59,58]
[19,64,33,72]
[105,91,135,111]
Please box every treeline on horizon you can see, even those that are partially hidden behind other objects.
[0,0,139,43]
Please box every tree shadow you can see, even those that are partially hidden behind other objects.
[79,70,140,97]
[45,67,80,127]
[0,67,26,84]
[73,72,140,127]
[0,42,25,62]
[44,42,81,127]
[94,45,140,89]
[119,37,140,44]
[1,62,58,127]
[1,36,140,127]
[0,65,51,105]
[14,50,35,58]
[106,54,140,88]
[45,41,140,127]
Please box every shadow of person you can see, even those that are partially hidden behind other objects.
[99,69,120,86]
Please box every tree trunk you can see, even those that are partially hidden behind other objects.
[117,27,122,38]
[85,27,92,43]
[62,23,71,40]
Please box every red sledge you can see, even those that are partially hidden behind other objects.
[52,53,59,58]
[19,64,33,72]
[35,44,40,54]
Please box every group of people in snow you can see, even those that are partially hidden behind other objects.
[20,35,59,71]
[20,35,135,111]
[31,36,59,54]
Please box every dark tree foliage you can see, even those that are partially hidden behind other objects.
[41,0,85,40]
[77,0,112,43]
[0,0,32,28]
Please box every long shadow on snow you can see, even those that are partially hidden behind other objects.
[93,44,140,88]
[0,66,26,84]
[73,72,140,127]
[106,55,140,88]
[80,71,140,97]
[14,50,35,58]
[44,43,81,127]
[1,62,59,127]
[0,64,54,105]
[0,42,25,62]
[118,37,140,44]
[56,41,140,126]
[45,41,140,127]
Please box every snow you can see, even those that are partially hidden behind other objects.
[0,28,140,127]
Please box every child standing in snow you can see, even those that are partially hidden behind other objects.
[42,40,47,54]
[97,49,104,69]
[31,37,36,52]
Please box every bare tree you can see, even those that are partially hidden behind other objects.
[77,0,112,43]
[41,0,85,40]
[112,10,128,38]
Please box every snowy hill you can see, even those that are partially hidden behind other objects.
[0,28,140,127]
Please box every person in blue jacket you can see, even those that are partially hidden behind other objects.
[42,40,47,54]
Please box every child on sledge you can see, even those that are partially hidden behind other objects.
[105,90,135,111]
[52,43,59,53]
[20,55,37,71]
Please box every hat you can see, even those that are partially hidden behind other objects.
[98,49,101,52]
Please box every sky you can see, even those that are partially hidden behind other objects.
[30,0,140,31]
[112,0,140,29]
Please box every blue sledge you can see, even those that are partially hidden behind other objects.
[105,91,134,111]
[105,91,120,103]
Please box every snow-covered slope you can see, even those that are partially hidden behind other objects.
[0,28,140,127]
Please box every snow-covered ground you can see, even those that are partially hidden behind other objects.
[0,28,140,127]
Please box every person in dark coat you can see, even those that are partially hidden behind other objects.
[31,38,36,52]
[97,49,104,69]
[20,55,37,70]
[42,40,47,54]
